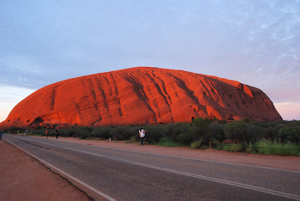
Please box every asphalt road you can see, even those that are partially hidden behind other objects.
[4,134,300,201]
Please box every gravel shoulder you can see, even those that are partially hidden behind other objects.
[1,135,299,201]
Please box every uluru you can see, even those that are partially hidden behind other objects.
[0,67,282,129]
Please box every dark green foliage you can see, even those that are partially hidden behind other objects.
[91,127,113,139]
[224,121,249,145]
[59,129,77,137]
[190,118,212,144]
[208,123,225,142]
[224,121,265,149]
[143,126,164,144]
[30,129,47,136]
[265,127,276,141]
[76,127,92,139]
[279,126,300,145]
[163,123,178,140]
[241,118,251,123]
[217,119,227,124]
[7,126,26,134]
[246,124,264,142]
[176,132,193,145]
[109,126,132,141]
[161,123,190,143]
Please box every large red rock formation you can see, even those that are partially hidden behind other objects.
[0,67,282,128]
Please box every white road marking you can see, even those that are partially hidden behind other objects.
[5,135,300,201]
[4,137,116,201]
[14,135,300,174]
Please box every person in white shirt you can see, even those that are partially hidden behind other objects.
[139,128,146,145]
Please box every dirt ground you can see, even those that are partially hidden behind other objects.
[0,139,93,201]
[1,136,299,201]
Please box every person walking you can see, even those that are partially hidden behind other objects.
[45,129,49,139]
[139,128,146,145]
[55,129,59,139]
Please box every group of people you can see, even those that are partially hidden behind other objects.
[44,127,147,145]
[45,129,60,139]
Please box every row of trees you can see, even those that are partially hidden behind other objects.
[6,118,300,148]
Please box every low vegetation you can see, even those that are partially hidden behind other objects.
[4,118,300,156]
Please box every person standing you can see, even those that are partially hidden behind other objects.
[45,129,49,139]
[139,128,145,145]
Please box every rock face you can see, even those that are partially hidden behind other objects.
[0,67,282,129]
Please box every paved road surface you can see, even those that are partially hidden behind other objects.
[4,134,300,201]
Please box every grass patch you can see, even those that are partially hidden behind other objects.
[156,138,184,147]
[219,140,300,156]
[247,140,300,156]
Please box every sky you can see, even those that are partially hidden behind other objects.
[0,0,300,122]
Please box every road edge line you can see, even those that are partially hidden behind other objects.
[4,137,116,201]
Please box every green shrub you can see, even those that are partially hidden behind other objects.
[109,126,132,141]
[162,123,189,142]
[224,121,261,147]
[163,123,177,139]
[224,121,248,144]
[143,126,164,144]
[223,144,243,152]
[208,123,225,142]
[176,132,193,145]
[279,126,300,145]
[7,126,26,134]
[59,129,77,137]
[92,127,112,139]
[156,138,183,147]
[76,128,92,139]
[247,140,300,156]
[29,129,46,136]
[190,118,212,144]
[191,140,203,149]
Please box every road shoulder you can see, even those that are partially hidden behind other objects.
[0,139,93,201]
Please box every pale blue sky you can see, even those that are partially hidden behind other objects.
[1,0,300,121]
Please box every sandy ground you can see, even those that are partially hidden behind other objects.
[1,136,299,201]
[0,139,92,201]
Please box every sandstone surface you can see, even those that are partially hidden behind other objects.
[0,67,282,129]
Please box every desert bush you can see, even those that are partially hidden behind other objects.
[190,118,212,144]
[224,121,250,148]
[208,123,225,142]
[29,129,46,136]
[246,124,264,142]
[279,126,300,145]
[143,126,164,144]
[176,132,193,145]
[163,123,177,139]
[76,128,92,139]
[91,127,112,139]
[109,126,132,141]
[241,118,251,123]
[217,119,227,124]
[162,123,189,142]
[59,129,77,137]
[191,140,204,149]
[247,140,300,156]
[7,126,26,134]
[157,137,183,147]
[223,143,243,152]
